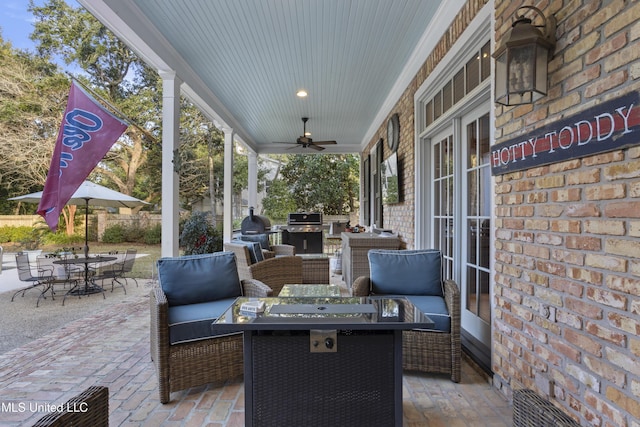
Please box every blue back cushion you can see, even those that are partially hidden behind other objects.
[232,239,264,263]
[157,252,242,306]
[369,249,443,297]
[240,233,271,250]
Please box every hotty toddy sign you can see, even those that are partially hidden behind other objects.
[491,92,640,175]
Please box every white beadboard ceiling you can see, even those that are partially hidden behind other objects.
[81,0,457,154]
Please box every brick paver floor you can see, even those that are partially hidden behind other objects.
[0,288,513,426]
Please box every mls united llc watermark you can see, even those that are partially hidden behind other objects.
[1,400,89,414]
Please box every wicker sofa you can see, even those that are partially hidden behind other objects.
[151,252,272,403]
[352,249,461,382]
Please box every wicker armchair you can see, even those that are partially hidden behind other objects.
[352,249,461,382]
[32,386,109,427]
[237,233,295,259]
[224,242,303,295]
[151,252,272,403]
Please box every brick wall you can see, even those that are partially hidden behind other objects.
[362,0,488,249]
[493,0,640,425]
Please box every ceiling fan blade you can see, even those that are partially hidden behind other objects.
[309,144,325,151]
[311,140,337,145]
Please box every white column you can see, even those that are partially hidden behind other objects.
[160,72,181,257]
[247,151,258,210]
[223,128,235,243]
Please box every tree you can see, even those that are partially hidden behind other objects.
[29,0,157,201]
[273,154,359,215]
[0,33,70,212]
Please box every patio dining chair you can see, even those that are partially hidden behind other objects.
[120,248,139,287]
[36,255,82,302]
[92,251,126,293]
[10,253,53,307]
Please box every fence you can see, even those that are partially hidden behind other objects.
[0,213,161,242]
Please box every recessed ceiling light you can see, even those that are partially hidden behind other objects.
[296,90,308,98]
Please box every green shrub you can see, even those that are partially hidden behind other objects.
[179,211,222,255]
[122,224,145,243]
[41,232,85,246]
[144,223,162,245]
[102,224,126,243]
[0,226,15,243]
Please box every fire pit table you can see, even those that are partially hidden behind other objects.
[214,296,434,427]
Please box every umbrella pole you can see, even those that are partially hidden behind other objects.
[84,199,89,258]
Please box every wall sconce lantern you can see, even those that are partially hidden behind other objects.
[494,5,556,106]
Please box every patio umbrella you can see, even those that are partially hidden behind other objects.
[9,181,148,257]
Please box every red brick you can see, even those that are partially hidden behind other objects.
[605,386,640,420]
[605,201,640,218]
[549,336,581,362]
[566,235,601,251]
[566,297,603,319]
[552,188,581,202]
[607,312,640,335]
[566,204,601,217]
[566,328,603,357]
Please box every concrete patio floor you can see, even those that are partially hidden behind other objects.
[0,259,513,426]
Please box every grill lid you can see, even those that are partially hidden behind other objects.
[287,212,323,225]
[241,207,271,234]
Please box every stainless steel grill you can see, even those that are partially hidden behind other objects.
[283,212,323,254]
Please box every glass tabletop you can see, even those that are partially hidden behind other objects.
[279,284,341,297]
[214,296,434,331]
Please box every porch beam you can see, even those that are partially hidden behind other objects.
[160,71,181,257]
[247,151,258,210]
[223,128,235,243]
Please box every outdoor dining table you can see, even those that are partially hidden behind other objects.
[53,255,117,297]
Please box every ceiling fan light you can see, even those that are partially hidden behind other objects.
[296,90,308,98]
[305,132,311,136]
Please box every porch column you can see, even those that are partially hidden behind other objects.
[160,71,181,257]
[247,151,258,210]
[223,127,235,243]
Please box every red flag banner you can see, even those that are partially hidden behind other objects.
[37,82,128,230]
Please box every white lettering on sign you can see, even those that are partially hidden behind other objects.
[491,95,639,175]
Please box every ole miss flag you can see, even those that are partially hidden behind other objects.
[37,82,128,231]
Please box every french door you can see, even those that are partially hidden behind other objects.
[426,105,491,368]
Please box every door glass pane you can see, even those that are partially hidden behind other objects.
[467,170,478,216]
[467,219,477,264]
[465,114,491,326]
[479,270,490,322]
[432,135,455,282]
[466,266,477,315]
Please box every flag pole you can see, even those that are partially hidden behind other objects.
[66,74,158,144]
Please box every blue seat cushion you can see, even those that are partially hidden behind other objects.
[405,295,451,333]
[157,252,242,306]
[232,239,264,263]
[240,233,271,250]
[369,249,443,297]
[167,298,239,344]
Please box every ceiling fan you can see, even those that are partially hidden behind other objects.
[274,117,337,151]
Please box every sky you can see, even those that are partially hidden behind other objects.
[0,1,38,51]
[0,0,78,51]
